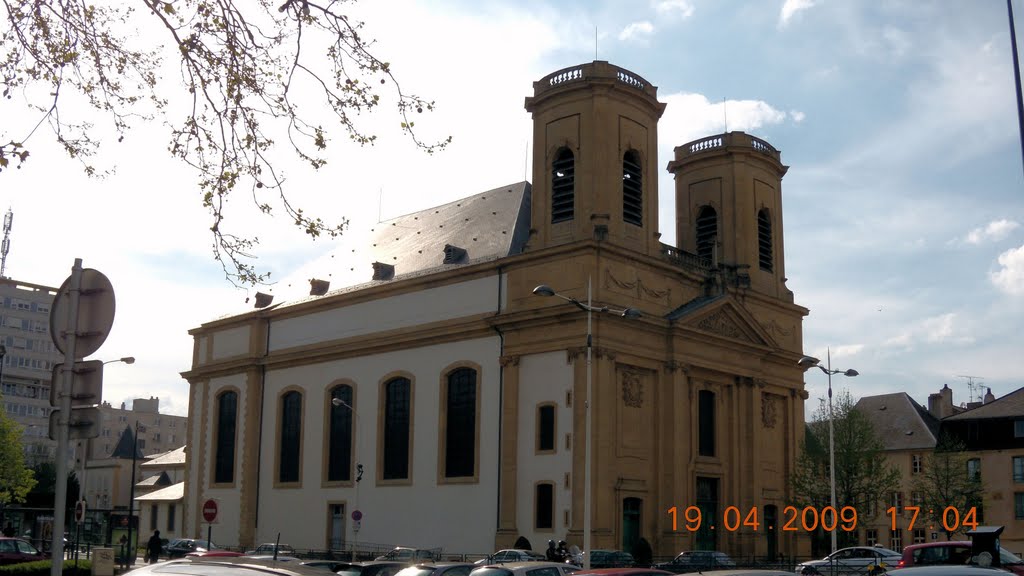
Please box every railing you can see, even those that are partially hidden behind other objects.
[535,62,656,97]
[676,132,782,163]
[660,243,712,272]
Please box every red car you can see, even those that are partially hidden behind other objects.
[0,537,44,565]
[895,541,1024,575]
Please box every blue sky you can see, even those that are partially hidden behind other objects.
[2,0,1023,417]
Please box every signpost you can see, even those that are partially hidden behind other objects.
[203,499,218,548]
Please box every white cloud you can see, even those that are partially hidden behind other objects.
[653,0,695,19]
[619,21,655,42]
[790,110,806,123]
[991,244,1024,295]
[779,0,816,27]
[964,219,1020,245]
[883,312,973,350]
[658,93,790,146]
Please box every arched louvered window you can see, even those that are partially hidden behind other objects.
[214,391,237,484]
[758,208,773,272]
[279,390,302,483]
[551,148,575,223]
[383,377,411,480]
[696,206,718,263]
[622,150,642,226]
[444,367,477,478]
[327,384,354,482]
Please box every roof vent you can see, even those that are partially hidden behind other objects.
[443,244,468,264]
[372,262,395,281]
[309,278,330,296]
[254,292,274,308]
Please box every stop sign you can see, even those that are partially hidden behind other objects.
[202,499,218,523]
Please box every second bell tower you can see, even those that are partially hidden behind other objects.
[524,61,666,256]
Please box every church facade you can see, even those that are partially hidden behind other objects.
[181,61,810,560]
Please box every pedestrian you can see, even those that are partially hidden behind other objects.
[119,535,129,569]
[147,530,163,564]
[557,541,569,562]
[545,540,560,562]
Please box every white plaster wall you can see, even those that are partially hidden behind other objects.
[211,325,250,360]
[197,335,208,365]
[516,351,575,546]
[269,276,499,350]
[256,336,501,555]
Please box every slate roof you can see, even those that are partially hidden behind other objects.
[136,471,172,488]
[135,482,184,502]
[109,427,143,459]
[665,295,721,321]
[855,392,940,450]
[141,446,186,468]
[945,386,1024,420]
[228,182,532,314]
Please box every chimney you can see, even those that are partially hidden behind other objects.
[984,387,995,404]
[929,384,954,418]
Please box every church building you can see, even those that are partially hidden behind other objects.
[181,61,810,560]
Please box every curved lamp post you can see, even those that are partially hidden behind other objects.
[533,277,641,570]
[797,350,858,554]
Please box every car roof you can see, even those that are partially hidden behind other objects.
[569,569,673,575]
[876,567,1009,575]
[903,541,971,549]
[124,557,344,576]
[475,562,571,569]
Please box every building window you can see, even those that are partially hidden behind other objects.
[866,529,878,546]
[891,492,903,509]
[278,390,303,484]
[890,529,902,551]
[536,482,554,530]
[912,528,926,544]
[622,150,642,226]
[328,503,345,551]
[695,477,719,551]
[150,505,158,530]
[214,391,237,484]
[1016,493,1024,520]
[696,206,718,263]
[1013,457,1024,483]
[968,458,982,482]
[698,390,715,457]
[1016,419,1024,438]
[757,208,772,272]
[167,504,176,532]
[443,367,477,479]
[537,404,556,453]
[327,384,354,483]
[382,377,411,481]
[912,491,923,507]
[551,148,575,223]
[911,454,922,474]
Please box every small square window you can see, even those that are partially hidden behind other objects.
[1016,420,1024,438]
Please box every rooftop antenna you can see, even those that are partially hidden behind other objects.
[0,208,12,278]
[957,375,985,404]
[595,26,598,60]
[723,98,728,133]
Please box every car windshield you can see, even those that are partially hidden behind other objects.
[1000,548,1023,565]
[396,568,436,576]
[471,568,513,576]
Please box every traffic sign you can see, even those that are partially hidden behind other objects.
[50,361,103,407]
[49,268,116,358]
[351,509,362,521]
[202,499,219,523]
[75,500,87,524]
[48,407,101,440]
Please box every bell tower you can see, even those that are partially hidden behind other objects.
[524,61,666,256]
[668,132,792,300]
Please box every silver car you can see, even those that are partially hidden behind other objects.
[796,546,901,576]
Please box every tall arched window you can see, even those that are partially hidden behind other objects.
[622,150,643,226]
[551,148,575,223]
[327,384,354,483]
[383,377,411,480]
[214,391,237,484]
[758,208,773,272]
[696,206,718,263]
[443,368,477,479]
[279,390,302,483]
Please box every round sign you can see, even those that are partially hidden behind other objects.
[49,267,116,358]
[202,499,219,523]
[351,509,362,521]
[74,500,87,524]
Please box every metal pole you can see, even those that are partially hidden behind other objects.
[127,420,138,566]
[583,275,592,571]
[827,349,837,555]
[51,258,83,576]
[1008,0,1024,180]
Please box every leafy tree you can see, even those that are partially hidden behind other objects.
[0,0,450,285]
[0,412,36,507]
[790,389,902,549]
[912,433,984,540]
[25,461,79,509]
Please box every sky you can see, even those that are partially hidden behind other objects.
[2,0,1023,418]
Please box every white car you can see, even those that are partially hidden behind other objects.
[471,561,578,576]
[476,550,547,565]
[796,546,901,576]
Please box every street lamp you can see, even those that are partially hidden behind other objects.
[103,357,135,366]
[797,350,858,554]
[533,277,641,570]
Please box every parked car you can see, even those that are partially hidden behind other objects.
[477,550,547,565]
[795,546,901,576]
[246,543,298,556]
[470,560,579,576]
[377,548,438,562]
[568,568,674,576]
[304,560,355,572]
[567,551,635,569]
[396,562,478,576]
[188,550,246,558]
[0,537,44,565]
[336,560,416,576]
[893,541,1024,575]
[122,556,344,576]
[165,538,220,559]
[872,567,1010,576]
[655,551,735,573]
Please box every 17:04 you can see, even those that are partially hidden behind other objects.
[887,506,979,532]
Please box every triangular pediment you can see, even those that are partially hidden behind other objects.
[670,295,778,349]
